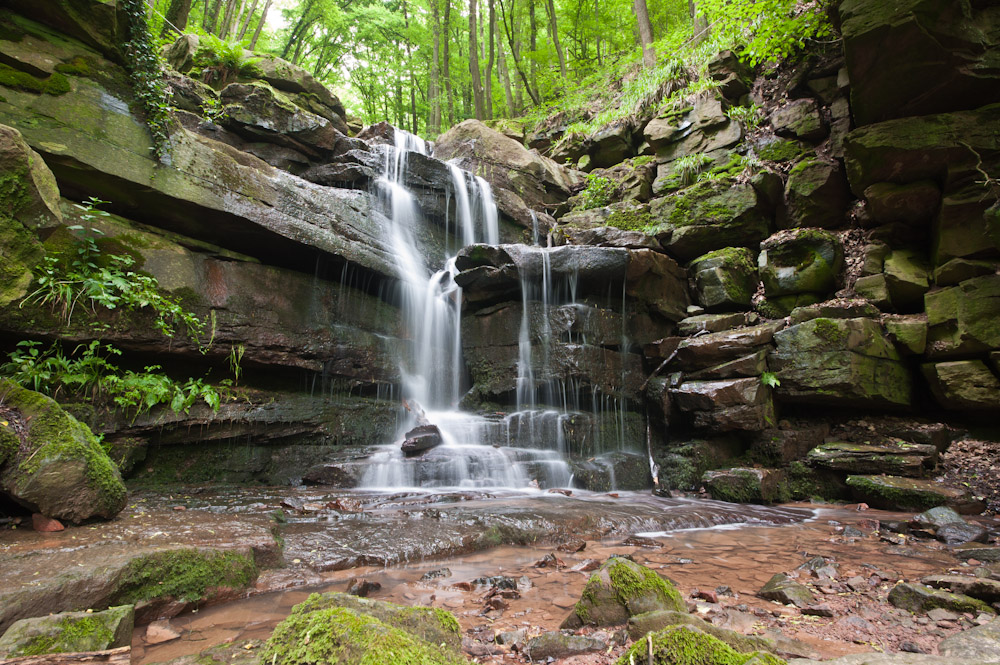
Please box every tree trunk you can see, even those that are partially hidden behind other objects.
[204,0,222,33]
[498,0,540,105]
[468,0,485,120]
[689,0,709,43]
[594,0,602,66]
[429,0,442,133]
[443,0,454,125]
[218,0,238,38]
[248,0,270,49]
[160,0,191,36]
[528,0,537,93]
[634,0,655,68]
[236,0,258,40]
[545,0,567,79]
[496,14,515,116]
[484,0,495,120]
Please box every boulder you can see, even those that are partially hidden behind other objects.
[433,119,582,212]
[863,181,940,227]
[771,317,913,407]
[840,0,1000,125]
[0,605,134,658]
[561,557,685,628]
[589,120,633,168]
[922,360,1000,410]
[938,615,1000,664]
[806,441,936,477]
[676,312,748,336]
[625,248,691,322]
[689,247,758,312]
[934,522,989,545]
[912,505,965,529]
[751,425,830,466]
[954,546,1000,563]
[783,159,850,229]
[673,322,783,370]
[845,475,984,514]
[854,274,891,309]
[525,632,605,660]
[165,71,219,116]
[884,315,927,355]
[933,258,996,287]
[770,99,826,142]
[887,582,994,616]
[649,178,770,262]
[0,379,126,523]
[643,94,743,163]
[922,575,1000,603]
[883,250,930,311]
[702,468,785,504]
[672,379,775,432]
[758,573,815,608]
[759,229,843,298]
[400,425,443,457]
[219,82,344,157]
[556,204,660,250]
[626,610,774,653]
[260,596,465,665]
[0,124,58,306]
[619,625,781,665]
[925,274,1000,358]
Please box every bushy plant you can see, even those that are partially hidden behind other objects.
[672,152,713,186]
[576,173,617,210]
[697,0,834,66]
[726,103,764,131]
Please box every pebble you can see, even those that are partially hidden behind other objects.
[31,513,64,532]
[145,620,181,645]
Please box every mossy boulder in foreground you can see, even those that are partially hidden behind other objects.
[0,379,126,523]
[616,625,785,665]
[0,605,133,658]
[260,594,467,665]
[562,556,685,629]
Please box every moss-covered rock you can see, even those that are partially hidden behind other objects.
[689,247,758,312]
[884,315,927,355]
[806,441,937,477]
[0,379,126,523]
[649,178,770,262]
[627,610,775,654]
[562,557,685,629]
[770,317,913,407]
[783,159,849,229]
[925,274,1000,358]
[758,573,815,609]
[883,249,930,311]
[769,99,825,143]
[863,180,940,227]
[922,360,1000,411]
[759,228,843,298]
[0,605,133,658]
[701,468,785,504]
[260,601,467,665]
[111,548,258,606]
[616,625,785,665]
[672,379,776,432]
[846,475,984,514]
[887,583,995,616]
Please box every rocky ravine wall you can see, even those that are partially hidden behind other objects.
[0,0,998,510]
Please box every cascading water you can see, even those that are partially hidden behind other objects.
[360,130,571,490]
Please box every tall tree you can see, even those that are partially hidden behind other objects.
[485,0,496,120]
[248,0,271,49]
[634,0,656,68]
[443,0,455,125]
[495,12,515,115]
[468,0,485,119]
[429,0,442,134]
[498,0,540,105]
[160,0,192,35]
[545,0,567,79]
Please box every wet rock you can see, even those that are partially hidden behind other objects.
[649,178,769,262]
[925,275,1000,358]
[689,247,758,312]
[840,0,1000,125]
[621,624,777,665]
[702,468,784,504]
[677,312,749,336]
[783,159,849,229]
[672,379,776,432]
[938,615,1000,663]
[759,228,843,299]
[557,540,586,553]
[846,475,983,514]
[935,522,989,545]
[686,349,769,381]
[0,605,133,658]
[625,248,692,322]
[888,582,994,616]
[750,425,829,466]
[346,578,381,597]
[771,318,912,407]
[758,573,815,608]
[922,360,1000,411]
[953,546,1000,563]
[673,322,783,370]
[913,506,965,530]
[301,463,363,488]
[0,380,126,523]
[569,452,652,492]
[626,610,775,653]
[31,513,65,532]
[401,425,443,457]
[525,631,605,660]
[561,556,685,628]
[806,441,936,477]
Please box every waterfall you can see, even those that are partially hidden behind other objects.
[360,129,571,490]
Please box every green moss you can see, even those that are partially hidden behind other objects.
[113,548,258,604]
[811,318,848,345]
[631,155,655,167]
[757,139,805,162]
[606,207,653,231]
[54,56,94,78]
[616,625,784,665]
[607,557,684,610]
[260,606,468,665]
[706,470,761,503]
[0,64,70,95]
[845,476,948,511]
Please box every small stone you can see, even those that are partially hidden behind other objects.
[31,513,65,532]
[845,576,868,592]
[803,604,835,617]
[557,540,586,553]
[145,620,181,645]
[900,640,925,653]
[172,505,186,511]
[346,578,381,597]
[928,608,960,622]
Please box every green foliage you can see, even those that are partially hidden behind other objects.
[761,371,780,388]
[576,173,616,210]
[23,198,205,342]
[120,0,173,159]
[197,34,262,87]
[673,153,714,187]
[115,549,257,604]
[697,0,834,66]
[726,103,763,131]
[1,340,230,415]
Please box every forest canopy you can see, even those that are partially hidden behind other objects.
[147,0,833,137]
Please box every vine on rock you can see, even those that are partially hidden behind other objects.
[121,0,173,160]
